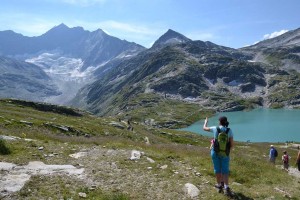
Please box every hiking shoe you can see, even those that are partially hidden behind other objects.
[214,184,223,193]
[224,187,233,197]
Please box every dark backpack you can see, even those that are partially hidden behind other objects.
[214,127,231,156]
[283,154,289,164]
[274,149,278,157]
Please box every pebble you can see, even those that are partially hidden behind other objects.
[195,172,201,176]
[38,147,44,150]
[160,165,168,170]
[146,157,155,163]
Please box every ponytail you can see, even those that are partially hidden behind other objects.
[219,116,229,127]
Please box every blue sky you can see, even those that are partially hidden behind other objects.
[1,0,299,48]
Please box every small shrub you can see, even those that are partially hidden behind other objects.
[0,139,11,155]
[270,102,284,109]
[29,141,38,147]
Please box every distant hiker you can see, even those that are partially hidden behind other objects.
[282,151,289,171]
[269,145,278,164]
[296,150,300,171]
[203,116,234,197]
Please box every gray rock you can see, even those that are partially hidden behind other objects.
[130,150,142,160]
[38,147,44,150]
[109,122,125,129]
[146,157,155,163]
[195,172,201,176]
[19,120,33,125]
[183,183,200,199]
[78,192,87,198]
[160,165,168,170]
[144,136,150,145]
[0,135,18,141]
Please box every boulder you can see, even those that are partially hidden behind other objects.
[130,150,144,160]
[183,183,200,199]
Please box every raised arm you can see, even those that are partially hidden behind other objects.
[203,117,210,131]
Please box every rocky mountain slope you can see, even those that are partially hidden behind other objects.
[0,24,145,104]
[71,29,300,127]
[241,28,300,72]
[241,28,300,108]
[0,56,60,101]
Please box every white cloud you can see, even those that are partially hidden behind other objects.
[0,13,59,36]
[69,20,166,47]
[247,29,289,47]
[60,0,107,6]
[263,29,288,40]
[15,22,58,36]
[97,20,161,36]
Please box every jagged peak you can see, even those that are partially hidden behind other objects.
[92,28,106,35]
[54,23,69,29]
[152,29,191,48]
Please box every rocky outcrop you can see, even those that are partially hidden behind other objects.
[0,161,84,197]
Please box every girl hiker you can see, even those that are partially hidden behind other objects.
[203,116,234,197]
[282,151,289,171]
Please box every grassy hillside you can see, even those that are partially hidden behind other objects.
[1,99,300,200]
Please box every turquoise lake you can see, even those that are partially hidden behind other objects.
[180,109,300,143]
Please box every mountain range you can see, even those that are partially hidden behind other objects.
[1,24,300,127]
[0,23,145,104]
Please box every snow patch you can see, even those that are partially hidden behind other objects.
[26,52,97,105]
[228,80,240,86]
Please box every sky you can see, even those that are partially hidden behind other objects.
[0,0,300,48]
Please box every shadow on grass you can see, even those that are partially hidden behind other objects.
[233,192,254,200]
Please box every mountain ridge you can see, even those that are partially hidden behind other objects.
[71,28,300,126]
[243,27,300,49]
[0,24,146,67]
